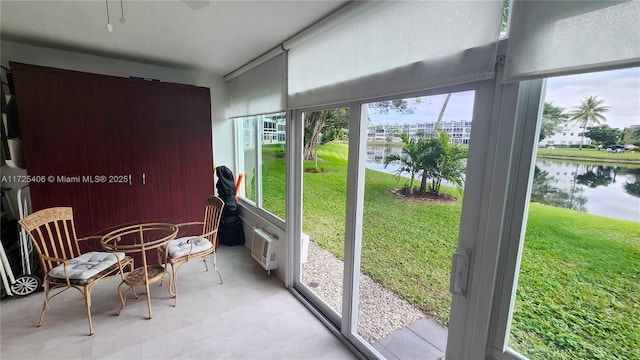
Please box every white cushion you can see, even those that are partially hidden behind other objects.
[48,252,125,281]
[166,237,212,258]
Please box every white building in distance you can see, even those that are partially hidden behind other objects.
[241,114,286,149]
[367,120,472,145]
[538,124,591,147]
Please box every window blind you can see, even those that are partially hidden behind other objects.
[286,1,504,109]
[504,0,640,82]
[227,52,286,118]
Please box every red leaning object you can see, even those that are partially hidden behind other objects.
[235,173,244,196]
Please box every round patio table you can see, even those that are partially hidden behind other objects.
[101,223,178,319]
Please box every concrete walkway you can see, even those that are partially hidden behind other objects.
[373,317,448,360]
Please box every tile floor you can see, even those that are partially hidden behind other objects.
[0,245,358,360]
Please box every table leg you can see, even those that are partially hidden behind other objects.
[144,278,153,319]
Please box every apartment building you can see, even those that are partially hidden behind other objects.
[367,120,472,144]
[538,124,591,147]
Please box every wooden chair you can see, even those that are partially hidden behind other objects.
[158,196,224,306]
[18,207,133,336]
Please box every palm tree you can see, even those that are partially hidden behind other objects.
[418,135,443,193]
[426,131,467,196]
[384,133,423,195]
[568,96,610,150]
[415,92,452,193]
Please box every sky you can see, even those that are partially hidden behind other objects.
[369,67,640,130]
[544,67,640,129]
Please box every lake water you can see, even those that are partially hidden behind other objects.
[366,146,640,222]
[532,160,639,222]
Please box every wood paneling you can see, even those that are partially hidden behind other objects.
[12,68,94,236]
[11,63,214,247]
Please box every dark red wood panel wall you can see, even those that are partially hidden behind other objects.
[11,63,214,241]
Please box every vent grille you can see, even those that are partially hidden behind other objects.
[251,229,278,273]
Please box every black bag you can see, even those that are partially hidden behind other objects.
[215,166,245,246]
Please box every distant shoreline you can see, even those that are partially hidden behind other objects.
[366,142,640,165]
[536,148,640,165]
[536,154,640,165]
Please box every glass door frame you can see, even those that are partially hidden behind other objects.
[487,79,545,360]
[287,78,516,359]
[287,102,360,332]
[489,73,639,360]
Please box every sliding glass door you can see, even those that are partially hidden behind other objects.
[355,90,477,358]
[290,81,500,359]
[296,106,350,324]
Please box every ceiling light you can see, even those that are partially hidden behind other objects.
[182,1,210,11]
[105,0,127,32]
[105,0,113,32]
[119,0,127,24]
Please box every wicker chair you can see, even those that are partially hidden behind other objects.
[18,207,133,336]
[158,196,224,306]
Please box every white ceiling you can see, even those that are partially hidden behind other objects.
[0,0,348,75]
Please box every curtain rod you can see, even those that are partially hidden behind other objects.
[223,1,367,82]
[223,45,284,82]
[281,1,368,50]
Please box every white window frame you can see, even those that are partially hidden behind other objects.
[233,47,635,360]
[234,112,287,222]
[287,80,510,360]
[490,68,637,359]
[248,68,551,360]
[485,79,545,360]
[287,102,357,332]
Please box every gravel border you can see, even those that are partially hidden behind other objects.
[301,241,424,343]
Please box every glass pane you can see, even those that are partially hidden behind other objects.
[500,0,510,38]
[358,91,475,356]
[239,116,256,202]
[509,68,640,359]
[300,107,349,316]
[261,113,286,219]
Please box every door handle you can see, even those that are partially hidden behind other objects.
[142,173,146,185]
[449,249,471,297]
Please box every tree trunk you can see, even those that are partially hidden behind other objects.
[431,178,442,196]
[419,172,428,193]
[304,112,326,161]
[408,175,415,195]
[433,93,452,135]
[314,149,319,171]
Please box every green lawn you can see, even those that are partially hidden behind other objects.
[260,143,640,359]
[511,205,640,359]
[537,147,640,162]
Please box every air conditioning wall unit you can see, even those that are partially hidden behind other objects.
[251,229,278,274]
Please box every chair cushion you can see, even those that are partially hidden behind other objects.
[166,237,212,258]
[48,252,126,281]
